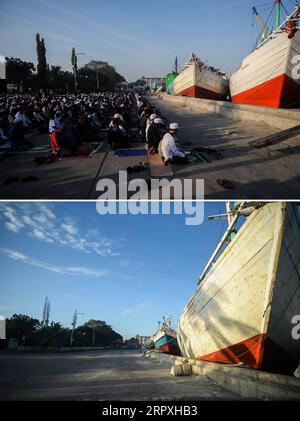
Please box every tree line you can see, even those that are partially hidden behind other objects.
[5,33,126,93]
[0,314,123,349]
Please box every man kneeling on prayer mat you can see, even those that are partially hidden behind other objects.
[50,115,81,156]
[159,123,188,165]
[108,118,128,150]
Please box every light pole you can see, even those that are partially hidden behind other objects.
[93,325,96,346]
[70,309,85,347]
[72,49,86,92]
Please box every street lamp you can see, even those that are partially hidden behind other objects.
[72,49,86,91]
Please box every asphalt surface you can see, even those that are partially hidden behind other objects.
[0,350,241,401]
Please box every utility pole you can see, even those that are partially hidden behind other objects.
[96,70,100,90]
[93,325,96,346]
[42,296,50,328]
[71,49,86,92]
[69,309,85,347]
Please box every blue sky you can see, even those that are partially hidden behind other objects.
[0,0,294,82]
[0,201,230,339]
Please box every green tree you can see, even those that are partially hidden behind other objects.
[78,60,126,91]
[6,314,40,345]
[36,33,48,89]
[48,66,73,91]
[5,57,36,92]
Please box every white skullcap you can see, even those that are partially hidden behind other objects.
[154,118,163,124]
[114,113,121,119]
[169,123,179,130]
[150,114,157,120]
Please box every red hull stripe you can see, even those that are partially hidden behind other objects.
[196,333,297,374]
[197,334,266,369]
[231,73,300,108]
[178,85,226,101]
[160,343,180,356]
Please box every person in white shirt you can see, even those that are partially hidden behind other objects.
[49,112,61,134]
[109,113,124,128]
[14,109,32,128]
[159,123,188,165]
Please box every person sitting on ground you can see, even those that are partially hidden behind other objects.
[145,113,157,143]
[33,106,48,133]
[148,118,166,154]
[109,113,124,128]
[139,108,152,140]
[108,118,128,150]
[0,125,9,147]
[159,123,188,165]
[8,118,33,151]
[60,114,83,151]
[14,107,32,129]
[50,114,81,156]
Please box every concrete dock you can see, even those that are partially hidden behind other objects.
[0,350,240,401]
[149,95,300,199]
[1,96,300,199]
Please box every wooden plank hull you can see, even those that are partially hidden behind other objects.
[230,31,300,108]
[178,203,300,374]
[173,62,229,100]
[152,328,180,355]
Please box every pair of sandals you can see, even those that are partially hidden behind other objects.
[127,162,149,174]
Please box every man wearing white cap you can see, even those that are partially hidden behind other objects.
[148,117,166,154]
[145,113,157,143]
[159,123,188,165]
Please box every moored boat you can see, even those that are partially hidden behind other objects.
[230,2,300,108]
[178,202,300,375]
[151,315,180,355]
[165,57,179,95]
[173,53,229,100]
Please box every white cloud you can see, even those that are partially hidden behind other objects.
[2,205,24,233]
[62,223,78,236]
[0,247,110,278]
[0,203,120,258]
[5,222,21,233]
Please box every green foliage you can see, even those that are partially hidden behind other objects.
[6,314,40,345]
[4,314,123,348]
[36,33,48,89]
[77,60,126,91]
[5,57,36,92]
[47,66,74,91]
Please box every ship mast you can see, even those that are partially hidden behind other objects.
[276,0,281,29]
[198,202,263,285]
[253,6,269,38]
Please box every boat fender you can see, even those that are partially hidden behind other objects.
[287,20,297,39]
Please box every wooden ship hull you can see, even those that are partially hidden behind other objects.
[173,60,229,100]
[178,203,300,375]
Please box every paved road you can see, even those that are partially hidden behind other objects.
[0,350,240,401]
[149,98,300,199]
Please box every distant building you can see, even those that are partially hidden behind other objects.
[124,337,139,349]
